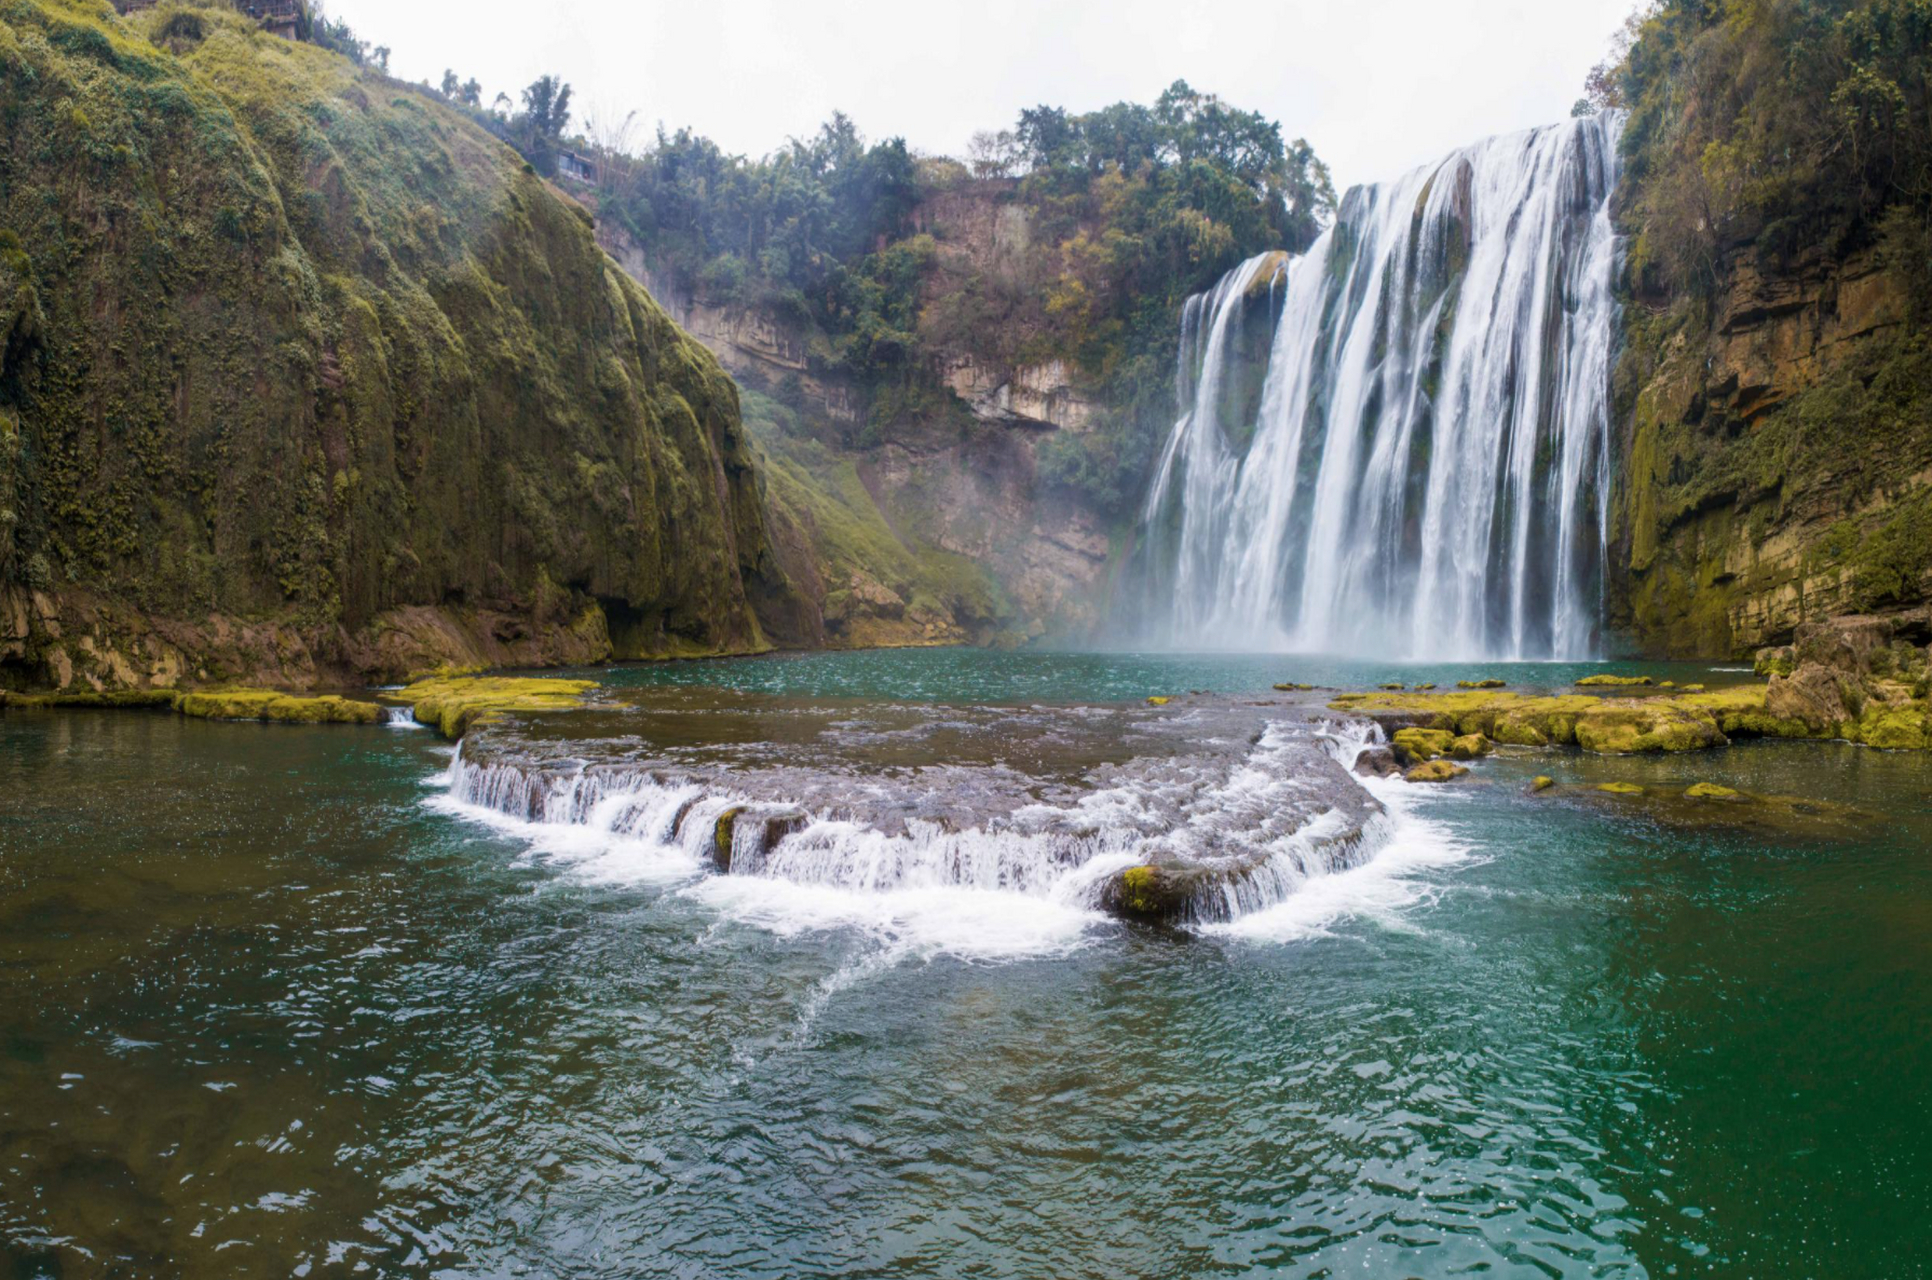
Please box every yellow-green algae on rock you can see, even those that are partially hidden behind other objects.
[389,676,599,738]
[1391,727,1457,764]
[2,686,378,724]
[1575,674,1653,687]
[1596,782,1646,795]
[1685,783,1742,800]
[174,690,381,725]
[1330,685,1842,755]
[1405,759,1469,783]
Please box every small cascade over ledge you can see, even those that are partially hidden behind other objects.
[1132,113,1624,660]
[431,701,1403,930]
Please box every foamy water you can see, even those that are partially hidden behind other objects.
[422,713,1469,962]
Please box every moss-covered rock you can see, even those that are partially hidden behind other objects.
[1596,782,1645,795]
[1448,733,1491,760]
[173,689,381,725]
[1530,775,1555,793]
[1329,685,1876,753]
[1574,701,1727,754]
[1392,727,1457,764]
[1859,705,1928,750]
[0,0,808,692]
[388,675,597,738]
[1405,759,1468,783]
[1576,674,1654,687]
[1457,678,1508,689]
[1684,782,1742,800]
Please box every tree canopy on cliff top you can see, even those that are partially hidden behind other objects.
[1607,0,1932,301]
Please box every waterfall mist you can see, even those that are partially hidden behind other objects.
[1129,113,1623,660]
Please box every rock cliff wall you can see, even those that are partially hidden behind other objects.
[0,0,808,692]
[597,187,1116,646]
[1610,230,1931,656]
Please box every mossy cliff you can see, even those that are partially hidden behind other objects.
[0,0,809,694]
[1605,0,1932,657]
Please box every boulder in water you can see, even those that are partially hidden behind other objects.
[1576,674,1652,687]
[1596,782,1644,795]
[1457,679,1508,689]
[1353,745,1400,777]
[1449,733,1491,759]
[1530,775,1555,793]
[1405,759,1468,782]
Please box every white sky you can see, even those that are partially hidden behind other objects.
[327,0,1635,194]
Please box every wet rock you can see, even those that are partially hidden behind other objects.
[1576,674,1652,687]
[1101,864,1194,922]
[712,805,811,874]
[1530,775,1555,793]
[1596,782,1644,795]
[1146,695,1172,706]
[1404,759,1468,782]
[1379,682,1405,690]
[1448,733,1491,760]
[1457,678,1507,689]
[1353,745,1399,778]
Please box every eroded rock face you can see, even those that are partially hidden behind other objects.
[1611,232,1929,656]
[1757,614,1932,744]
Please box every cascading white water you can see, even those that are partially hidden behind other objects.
[434,716,1397,927]
[1136,113,1624,659]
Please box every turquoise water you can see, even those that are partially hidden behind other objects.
[578,647,1753,704]
[2,650,1928,1277]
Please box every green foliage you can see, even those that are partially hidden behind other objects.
[0,0,794,658]
[597,83,1330,517]
[1616,0,1932,299]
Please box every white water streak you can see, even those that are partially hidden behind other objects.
[1139,113,1624,660]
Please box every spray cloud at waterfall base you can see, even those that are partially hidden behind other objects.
[1132,113,1623,660]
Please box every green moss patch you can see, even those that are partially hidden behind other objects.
[174,689,380,725]
[389,675,598,738]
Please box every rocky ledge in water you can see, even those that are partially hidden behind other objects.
[1331,617,1932,755]
[444,690,1394,927]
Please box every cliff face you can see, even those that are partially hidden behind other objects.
[599,186,1117,648]
[0,0,807,691]
[1610,225,1931,657]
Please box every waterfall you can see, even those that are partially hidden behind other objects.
[1135,112,1623,659]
